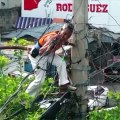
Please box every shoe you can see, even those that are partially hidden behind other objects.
[60,83,77,92]
[67,85,77,91]
[50,92,65,96]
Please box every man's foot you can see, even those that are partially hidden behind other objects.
[67,84,77,91]
[60,83,77,92]
[50,92,65,96]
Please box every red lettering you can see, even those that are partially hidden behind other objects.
[90,4,95,12]
[56,3,108,13]
[88,4,108,13]
[68,3,72,12]
[96,4,101,12]
[56,3,62,11]
[63,4,67,11]
[102,4,108,13]
[56,3,72,12]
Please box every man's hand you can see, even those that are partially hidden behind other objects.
[27,47,32,54]
[39,34,62,55]
[39,46,48,55]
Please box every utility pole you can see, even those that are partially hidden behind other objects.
[71,0,88,119]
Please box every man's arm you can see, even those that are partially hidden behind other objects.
[39,34,60,55]
[39,39,51,55]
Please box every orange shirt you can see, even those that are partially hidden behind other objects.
[38,31,59,46]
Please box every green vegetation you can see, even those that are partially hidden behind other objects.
[5,37,33,46]
[89,91,120,120]
[1,38,120,120]
[0,38,58,120]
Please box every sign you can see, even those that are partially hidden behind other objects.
[88,0,120,33]
[22,0,120,33]
[22,0,73,19]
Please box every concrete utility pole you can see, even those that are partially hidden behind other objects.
[71,0,88,119]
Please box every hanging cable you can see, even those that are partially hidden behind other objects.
[0,21,54,113]
[0,0,86,114]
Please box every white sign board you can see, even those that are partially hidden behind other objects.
[22,0,120,33]
[88,0,120,33]
[22,0,73,19]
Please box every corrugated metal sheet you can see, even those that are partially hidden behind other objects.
[2,23,63,39]
[103,32,120,40]
[15,17,52,29]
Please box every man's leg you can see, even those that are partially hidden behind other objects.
[48,54,69,86]
[48,54,77,92]
[25,54,47,97]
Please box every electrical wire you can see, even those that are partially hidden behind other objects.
[97,0,120,28]
[0,0,91,117]
[0,18,75,114]
[69,0,120,112]
[88,37,120,83]
[0,21,55,113]
[85,26,120,109]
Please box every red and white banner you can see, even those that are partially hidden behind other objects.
[24,0,41,10]
[22,0,120,33]
[22,0,73,19]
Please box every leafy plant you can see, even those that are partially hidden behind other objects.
[89,106,120,120]
[5,38,33,46]
[108,91,120,104]
[0,55,9,74]
[89,91,120,120]
[0,38,60,120]
[40,77,58,96]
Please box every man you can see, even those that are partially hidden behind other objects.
[26,23,77,97]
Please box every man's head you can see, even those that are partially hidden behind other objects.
[62,23,74,33]
[60,23,74,41]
